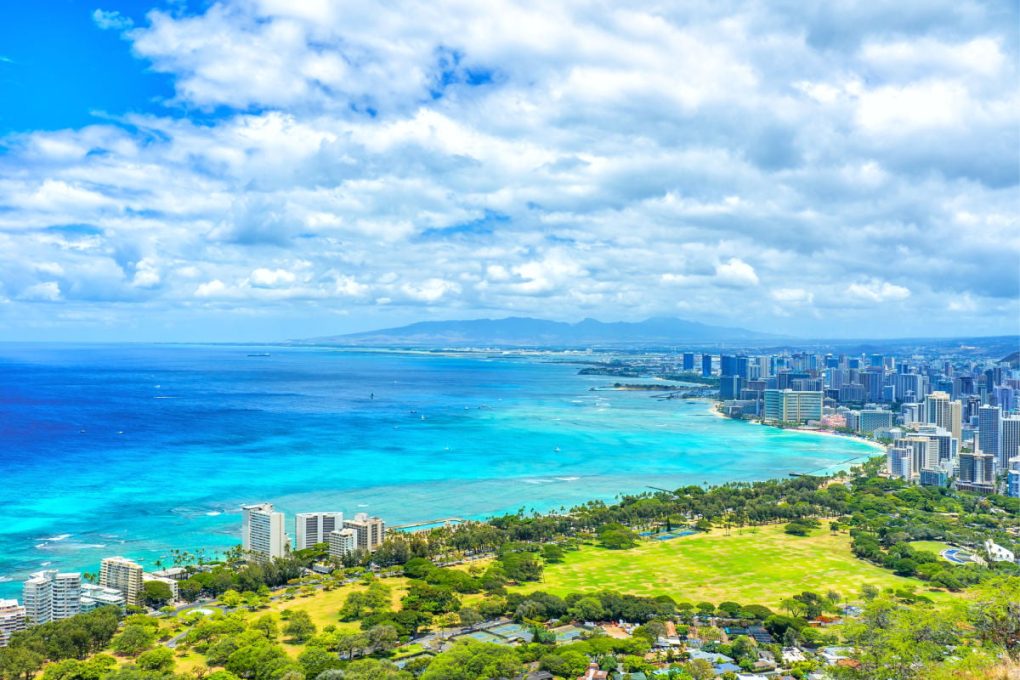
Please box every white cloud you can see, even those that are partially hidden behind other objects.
[19,282,62,301]
[92,9,134,31]
[401,278,460,303]
[249,268,297,288]
[846,279,911,303]
[714,258,759,288]
[0,0,1017,339]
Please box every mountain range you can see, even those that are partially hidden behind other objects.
[299,316,778,348]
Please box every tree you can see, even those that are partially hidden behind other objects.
[0,646,44,680]
[141,580,174,608]
[297,647,343,678]
[111,625,155,656]
[568,596,606,623]
[597,523,638,550]
[366,624,399,654]
[283,610,316,643]
[458,607,484,630]
[251,613,279,640]
[968,576,1020,660]
[684,658,715,680]
[421,640,523,680]
[135,647,175,672]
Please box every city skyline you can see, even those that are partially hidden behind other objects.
[0,1,1017,342]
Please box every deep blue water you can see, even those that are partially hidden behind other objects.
[0,344,878,597]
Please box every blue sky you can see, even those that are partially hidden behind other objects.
[0,0,1017,342]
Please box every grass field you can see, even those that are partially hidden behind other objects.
[908,540,953,556]
[515,524,939,609]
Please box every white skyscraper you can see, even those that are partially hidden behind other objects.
[1000,416,1020,472]
[0,599,26,648]
[242,503,289,559]
[22,570,81,624]
[295,512,343,551]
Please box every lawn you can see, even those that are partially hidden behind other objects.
[515,524,940,609]
[908,540,953,556]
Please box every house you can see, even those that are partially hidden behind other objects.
[687,649,733,664]
[984,540,1016,563]
[577,662,609,680]
[819,647,851,665]
[781,647,807,664]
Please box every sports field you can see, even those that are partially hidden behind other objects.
[516,524,937,608]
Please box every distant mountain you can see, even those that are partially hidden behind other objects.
[299,316,779,348]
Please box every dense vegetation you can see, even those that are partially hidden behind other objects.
[1,459,1017,679]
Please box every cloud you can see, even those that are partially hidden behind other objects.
[846,279,911,303]
[714,258,759,288]
[249,268,296,288]
[19,281,62,301]
[0,0,1017,339]
[92,9,134,31]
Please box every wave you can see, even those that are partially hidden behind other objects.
[36,541,107,552]
[0,576,12,583]
[555,476,580,482]
[36,533,71,542]
[205,511,222,517]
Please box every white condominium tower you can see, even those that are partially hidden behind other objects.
[343,513,386,552]
[924,391,962,441]
[242,503,289,559]
[22,570,81,624]
[295,512,343,551]
[328,527,358,560]
[99,557,143,607]
[0,599,27,648]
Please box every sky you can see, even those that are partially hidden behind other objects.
[0,1,1017,342]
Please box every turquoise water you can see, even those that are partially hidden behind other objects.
[0,345,878,597]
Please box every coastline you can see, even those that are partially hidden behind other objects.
[707,401,887,454]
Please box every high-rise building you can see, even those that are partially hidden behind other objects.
[328,528,358,560]
[958,451,995,487]
[295,512,344,551]
[100,557,144,607]
[895,436,937,474]
[1000,416,1020,472]
[858,409,894,435]
[242,503,289,560]
[762,389,823,424]
[978,406,1002,464]
[701,354,713,377]
[0,599,26,648]
[22,570,81,624]
[887,447,912,480]
[1007,469,1020,499]
[925,391,962,441]
[916,425,957,463]
[343,513,386,552]
[682,352,694,371]
[719,375,742,401]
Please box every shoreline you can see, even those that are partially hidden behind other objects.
[707,401,887,453]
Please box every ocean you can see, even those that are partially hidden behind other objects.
[0,344,878,597]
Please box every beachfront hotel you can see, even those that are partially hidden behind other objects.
[295,511,343,551]
[99,557,144,607]
[242,502,289,559]
[0,599,26,648]
[22,570,81,624]
[328,527,358,560]
[344,513,386,552]
[762,389,823,424]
